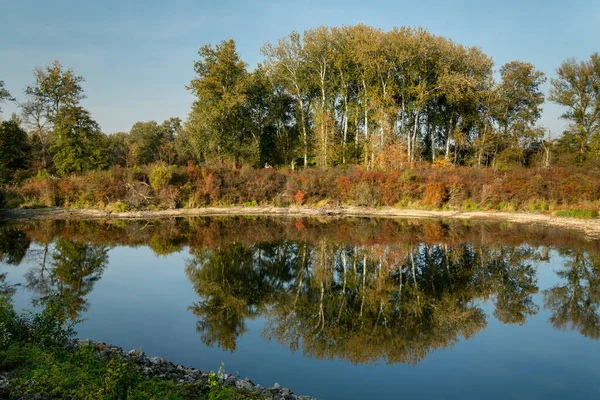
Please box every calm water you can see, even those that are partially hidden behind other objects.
[1,217,600,399]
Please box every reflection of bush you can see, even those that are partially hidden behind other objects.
[148,234,184,257]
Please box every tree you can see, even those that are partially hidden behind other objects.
[489,61,546,166]
[0,80,15,115]
[22,61,85,169]
[549,54,600,158]
[127,121,165,165]
[494,61,546,145]
[262,32,312,168]
[24,61,85,123]
[0,119,30,182]
[186,40,252,167]
[21,96,51,168]
[245,66,297,166]
[50,106,107,175]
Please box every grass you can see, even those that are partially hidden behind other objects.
[0,296,263,399]
[554,209,599,219]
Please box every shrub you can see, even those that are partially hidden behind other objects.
[0,188,24,209]
[294,190,306,205]
[423,182,447,208]
[20,172,61,207]
[106,201,128,212]
[157,186,180,209]
[554,209,599,219]
[351,181,379,206]
[149,163,173,191]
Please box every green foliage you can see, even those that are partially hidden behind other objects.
[549,53,600,158]
[187,40,254,167]
[24,60,85,123]
[207,364,239,400]
[0,187,24,209]
[0,296,75,352]
[51,106,108,175]
[149,163,174,191]
[127,119,180,166]
[555,209,599,219]
[107,201,129,212]
[0,120,30,183]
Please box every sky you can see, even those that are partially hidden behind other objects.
[1,0,599,135]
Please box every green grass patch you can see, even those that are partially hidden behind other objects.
[554,209,599,219]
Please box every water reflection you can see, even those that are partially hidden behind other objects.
[543,249,600,339]
[1,217,600,366]
[186,241,541,364]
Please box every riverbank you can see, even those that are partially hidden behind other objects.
[2,206,600,239]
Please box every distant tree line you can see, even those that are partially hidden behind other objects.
[0,25,599,183]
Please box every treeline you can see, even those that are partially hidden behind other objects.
[0,25,599,190]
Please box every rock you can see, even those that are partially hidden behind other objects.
[225,375,237,387]
[273,382,281,389]
[128,349,144,357]
[149,356,163,365]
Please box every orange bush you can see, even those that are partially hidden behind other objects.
[294,190,306,205]
[423,182,447,208]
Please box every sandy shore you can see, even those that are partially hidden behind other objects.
[2,206,600,239]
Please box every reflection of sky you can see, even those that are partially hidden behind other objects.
[3,245,600,400]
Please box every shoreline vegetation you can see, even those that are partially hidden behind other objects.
[2,205,600,239]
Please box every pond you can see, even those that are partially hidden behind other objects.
[1,217,600,399]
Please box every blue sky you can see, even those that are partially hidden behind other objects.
[1,0,599,134]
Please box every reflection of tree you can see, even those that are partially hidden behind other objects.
[544,249,600,339]
[185,242,296,351]
[25,239,108,320]
[186,240,542,365]
[0,226,32,296]
[478,246,539,325]
[0,227,31,265]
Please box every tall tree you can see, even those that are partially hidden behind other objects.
[549,53,600,158]
[22,61,85,168]
[187,40,252,167]
[0,119,30,183]
[494,61,546,149]
[262,32,312,168]
[50,106,107,175]
[25,61,85,122]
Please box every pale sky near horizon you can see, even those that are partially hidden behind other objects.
[1,0,599,135]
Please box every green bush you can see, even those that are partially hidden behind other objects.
[149,163,174,191]
[554,209,599,219]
